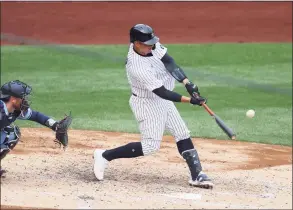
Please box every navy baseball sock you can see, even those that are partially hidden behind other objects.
[102,142,143,161]
[176,138,195,155]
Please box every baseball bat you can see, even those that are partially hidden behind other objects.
[202,103,236,140]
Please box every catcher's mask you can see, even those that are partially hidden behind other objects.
[0,80,32,116]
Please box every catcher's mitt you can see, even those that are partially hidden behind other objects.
[54,112,72,150]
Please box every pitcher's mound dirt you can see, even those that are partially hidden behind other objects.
[1,128,292,209]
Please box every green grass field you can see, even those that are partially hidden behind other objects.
[1,43,292,146]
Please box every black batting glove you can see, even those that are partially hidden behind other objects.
[190,95,207,106]
[185,82,200,97]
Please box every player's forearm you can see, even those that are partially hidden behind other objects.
[153,86,181,102]
[181,95,192,103]
[161,53,188,83]
[28,110,57,130]
[160,54,197,90]
[153,86,191,103]
[182,78,190,85]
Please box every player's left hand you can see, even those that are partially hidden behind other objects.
[54,112,72,150]
[185,82,200,97]
[190,95,207,106]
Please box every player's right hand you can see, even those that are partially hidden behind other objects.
[185,82,200,97]
[190,96,207,106]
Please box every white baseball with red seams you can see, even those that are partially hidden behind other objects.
[125,42,191,156]
[246,109,255,118]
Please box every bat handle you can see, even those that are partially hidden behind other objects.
[202,103,214,116]
[192,93,214,116]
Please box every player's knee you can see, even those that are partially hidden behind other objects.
[0,125,21,160]
[141,139,161,156]
[174,130,191,142]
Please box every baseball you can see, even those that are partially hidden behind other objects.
[246,109,255,118]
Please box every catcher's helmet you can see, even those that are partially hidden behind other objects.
[130,24,159,45]
[0,80,32,99]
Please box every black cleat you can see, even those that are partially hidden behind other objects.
[0,167,7,178]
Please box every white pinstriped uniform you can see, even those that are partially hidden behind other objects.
[126,42,191,155]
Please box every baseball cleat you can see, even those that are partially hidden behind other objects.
[0,167,7,178]
[189,171,214,189]
[93,149,108,181]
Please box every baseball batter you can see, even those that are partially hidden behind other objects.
[0,80,72,177]
[94,24,213,189]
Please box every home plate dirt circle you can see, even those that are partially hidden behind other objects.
[1,128,292,209]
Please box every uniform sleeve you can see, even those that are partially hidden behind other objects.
[129,67,163,92]
[17,108,50,128]
[152,42,167,59]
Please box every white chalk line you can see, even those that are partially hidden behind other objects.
[1,188,277,209]
[158,191,275,209]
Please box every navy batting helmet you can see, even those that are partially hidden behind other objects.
[130,24,159,45]
[0,80,32,99]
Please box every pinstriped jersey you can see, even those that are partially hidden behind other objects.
[125,42,175,99]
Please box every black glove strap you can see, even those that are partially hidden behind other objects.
[190,97,201,105]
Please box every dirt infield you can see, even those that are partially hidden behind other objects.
[1,2,292,209]
[1,128,292,209]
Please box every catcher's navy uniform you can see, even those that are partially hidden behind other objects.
[0,100,55,159]
[0,80,72,176]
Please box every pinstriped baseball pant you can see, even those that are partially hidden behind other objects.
[129,95,191,156]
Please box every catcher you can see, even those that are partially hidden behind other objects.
[0,80,72,177]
